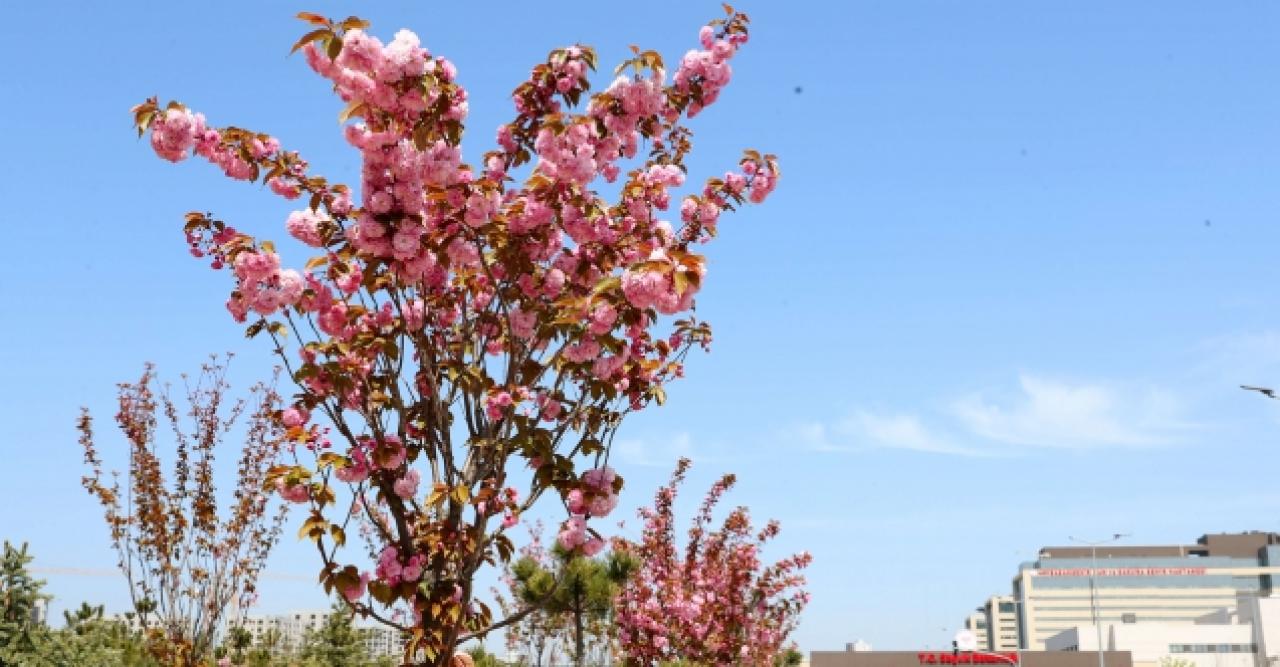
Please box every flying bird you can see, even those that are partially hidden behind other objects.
[1241,385,1277,399]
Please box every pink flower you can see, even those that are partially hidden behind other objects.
[543,268,566,297]
[509,307,537,340]
[341,572,370,603]
[582,536,605,557]
[401,555,425,582]
[286,210,325,247]
[557,515,589,551]
[276,479,310,504]
[268,177,301,200]
[587,303,618,335]
[485,391,513,421]
[393,468,420,500]
[538,393,562,421]
[281,406,309,428]
[149,108,201,162]
[377,435,407,470]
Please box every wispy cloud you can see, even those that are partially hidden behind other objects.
[950,374,1191,449]
[796,374,1196,456]
[792,411,991,457]
[846,411,990,456]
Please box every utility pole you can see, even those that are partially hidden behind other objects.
[1069,534,1130,667]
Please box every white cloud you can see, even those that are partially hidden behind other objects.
[798,374,1195,456]
[839,411,990,457]
[950,374,1191,449]
[793,411,990,457]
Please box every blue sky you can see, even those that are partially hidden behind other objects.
[3,0,1280,655]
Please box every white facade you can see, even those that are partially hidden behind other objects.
[1044,596,1280,667]
[230,609,406,659]
[966,611,992,652]
[1013,542,1280,650]
[961,595,1021,652]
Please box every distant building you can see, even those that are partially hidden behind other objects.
[229,609,406,659]
[1014,532,1280,650]
[964,596,1021,652]
[1045,594,1280,667]
[965,611,991,652]
[30,599,48,626]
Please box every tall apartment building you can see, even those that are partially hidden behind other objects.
[231,609,406,659]
[1012,532,1280,650]
[964,610,992,652]
[962,595,1020,652]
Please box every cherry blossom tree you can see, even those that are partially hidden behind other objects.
[131,5,778,665]
[614,458,811,666]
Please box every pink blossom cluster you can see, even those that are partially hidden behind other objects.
[620,250,701,314]
[743,158,779,203]
[281,405,309,428]
[147,105,285,181]
[334,446,371,483]
[226,249,304,322]
[285,209,327,247]
[568,465,619,517]
[376,544,427,586]
[588,73,668,182]
[556,515,606,556]
[341,572,372,603]
[556,465,618,554]
[302,29,464,125]
[675,25,749,118]
[149,108,206,162]
[275,478,310,504]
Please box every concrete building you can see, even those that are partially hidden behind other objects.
[231,609,406,659]
[30,599,48,626]
[966,611,993,652]
[1045,595,1280,667]
[964,596,1022,653]
[1013,533,1280,650]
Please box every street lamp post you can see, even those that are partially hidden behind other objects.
[1069,534,1130,667]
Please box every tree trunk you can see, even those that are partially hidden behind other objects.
[574,585,586,667]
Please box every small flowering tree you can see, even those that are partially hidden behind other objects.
[78,359,288,665]
[131,6,778,665]
[615,459,812,666]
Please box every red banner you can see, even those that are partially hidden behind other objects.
[918,653,1018,665]
[1034,567,1207,577]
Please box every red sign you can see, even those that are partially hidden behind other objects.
[918,653,1018,665]
[1034,567,1207,578]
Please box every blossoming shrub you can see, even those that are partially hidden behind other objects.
[132,6,777,664]
[615,459,811,666]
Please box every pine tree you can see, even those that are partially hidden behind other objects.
[0,541,50,660]
[299,603,372,666]
[511,546,635,667]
